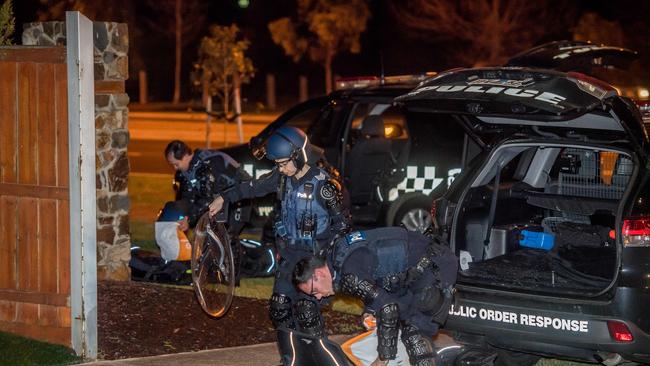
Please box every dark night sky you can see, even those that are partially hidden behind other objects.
[11,0,650,107]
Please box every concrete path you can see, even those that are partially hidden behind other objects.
[82,332,459,366]
[83,335,352,366]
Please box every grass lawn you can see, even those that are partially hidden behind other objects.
[0,332,82,365]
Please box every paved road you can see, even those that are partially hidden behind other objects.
[128,111,275,174]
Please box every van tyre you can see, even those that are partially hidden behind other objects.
[394,197,433,233]
[494,349,540,366]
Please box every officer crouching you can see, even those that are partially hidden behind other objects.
[293,227,458,366]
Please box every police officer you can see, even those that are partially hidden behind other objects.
[293,227,458,366]
[208,127,352,339]
[163,140,251,234]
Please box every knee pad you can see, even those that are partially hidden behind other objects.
[295,298,324,337]
[269,293,295,329]
[401,325,438,366]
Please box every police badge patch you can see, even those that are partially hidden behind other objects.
[345,231,366,245]
[320,181,336,200]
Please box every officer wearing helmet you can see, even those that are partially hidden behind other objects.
[208,126,352,341]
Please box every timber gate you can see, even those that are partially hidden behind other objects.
[0,12,96,357]
[0,46,71,346]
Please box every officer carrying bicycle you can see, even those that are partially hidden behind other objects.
[208,126,352,354]
[155,140,251,277]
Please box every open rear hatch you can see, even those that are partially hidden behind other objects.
[506,40,638,74]
[398,67,648,155]
[398,67,648,297]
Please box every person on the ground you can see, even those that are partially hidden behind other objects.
[292,227,458,366]
[208,126,352,342]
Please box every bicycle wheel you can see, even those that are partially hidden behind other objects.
[191,214,235,318]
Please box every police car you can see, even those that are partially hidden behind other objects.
[398,67,650,364]
[221,73,469,233]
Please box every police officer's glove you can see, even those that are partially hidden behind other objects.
[362,313,376,331]
[405,266,422,286]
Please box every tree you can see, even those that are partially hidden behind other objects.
[37,0,147,94]
[38,0,92,20]
[192,24,254,145]
[268,0,370,94]
[573,12,625,47]
[145,0,206,105]
[0,0,15,46]
[37,0,136,21]
[391,0,575,67]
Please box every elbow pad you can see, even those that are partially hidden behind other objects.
[339,273,380,305]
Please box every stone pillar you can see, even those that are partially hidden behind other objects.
[23,21,132,281]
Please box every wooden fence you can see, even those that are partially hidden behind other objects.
[0,46,71,346]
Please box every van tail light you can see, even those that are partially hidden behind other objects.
[607,321,633,342]
[621,217,650,247]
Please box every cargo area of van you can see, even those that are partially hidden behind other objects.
[453,143,633,296]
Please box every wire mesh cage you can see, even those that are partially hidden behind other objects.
[556,149,633,200]
[542,216,590,234]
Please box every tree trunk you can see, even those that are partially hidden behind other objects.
[223,79,230,146]
[205,94,212,148]
[299,75,308,102]
[234,73,244,144]
[172,0,182,105]
[138,70,148,105]
[324,47,334,94]
[223,79,230,115]
[266,73,276,110]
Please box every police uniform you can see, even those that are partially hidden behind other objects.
[329,227,458,365]
[221,165,351,336]
[171,149,251,232]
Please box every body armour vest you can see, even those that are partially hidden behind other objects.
[331,227,410,290]
[275,169,331,249]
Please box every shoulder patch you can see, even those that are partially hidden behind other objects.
[345,231,366,245]
[320,180,336,200]
[314,172,327,181]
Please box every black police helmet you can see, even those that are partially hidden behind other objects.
[265,127,308,168]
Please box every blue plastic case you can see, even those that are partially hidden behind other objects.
[519,230,555,251]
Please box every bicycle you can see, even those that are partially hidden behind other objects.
[191,211,236,318]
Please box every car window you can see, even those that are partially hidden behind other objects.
[282,107,321,132]
[256,98,328,141]
[405,111,465,162]
[308,101,352,148]
[380,106,409,140]
[350,103,373,131]
[346,103,403,150]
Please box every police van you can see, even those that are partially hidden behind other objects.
[221,73,471,233]
[403,66,650,364]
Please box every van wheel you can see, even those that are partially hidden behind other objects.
[393,198,432,233]
[495,349,540,366]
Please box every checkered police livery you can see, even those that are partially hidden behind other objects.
[388,166,462,201]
